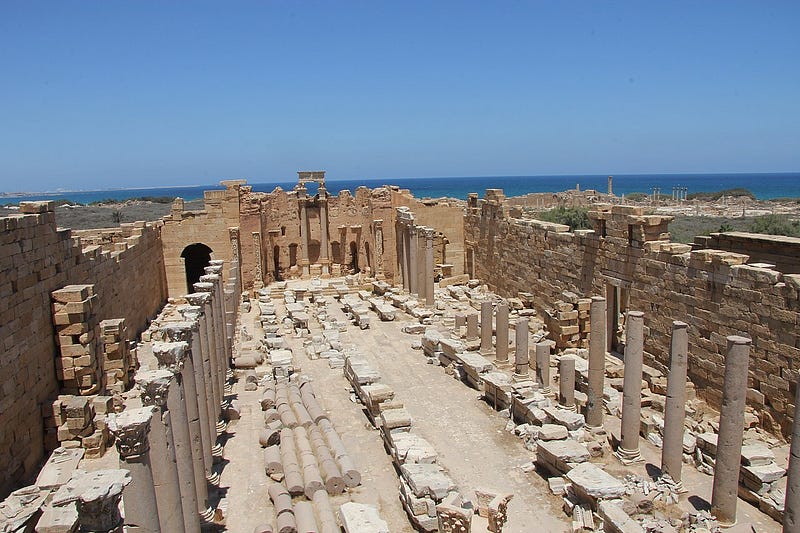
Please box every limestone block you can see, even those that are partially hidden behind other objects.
[598,500,644,533]
[536,439,590,475]
[401,463,457,500]
[339,502,389,533]
[740,444,775,466]
[543,406,585,431]
[566,463,626,506]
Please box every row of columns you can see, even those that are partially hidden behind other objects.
[396,207,435,306]
[108,263,233,532]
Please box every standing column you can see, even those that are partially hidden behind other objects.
[206,263,231,367]
[495,303,509,364]
[784,376,800,531]
[252,231,263,290]
[466,313,479,342]
[480,301,493,354]
[661,321,689,489]
[398,222,409,291]
[617,311,644,463]
[193,283,225,433]
[229,227,242,293]
[138,369,185,533]
[74,470,131,533]
[373,220,385,278]
[586,296,607,430]
[424,228,435,306]
[108,406,160,533]
[559,356,576,410]
[319,192,330,275]
[535,342,551,394]
[409,227,419,296]
[513,318,529,379]
[299,196,310,275]
[151,342,202,531]
[711,336,752,527]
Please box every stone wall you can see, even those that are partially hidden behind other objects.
[695,231,800,274]
[465,192,800,437]
[0,203,167,499]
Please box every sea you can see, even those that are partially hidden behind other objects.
[1,172,798,205]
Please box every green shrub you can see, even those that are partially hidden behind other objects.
[537,206,591,231]
[749,214,800,237]
[687,188,755,201]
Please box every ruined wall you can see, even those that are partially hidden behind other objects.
[0,203,167,498]
[466,193,800,436]
[695,231,800,274]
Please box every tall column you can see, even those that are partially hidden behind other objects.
[466,313,479,342]
[513,318,529,379]
[784,376,800,531]
[480,301,493,354]
[617,311,644,463]
[711,336,752,527]
[229,227,242,293]
[151,342,202,531]
[535,342,551,394]
[661,321,689,488]
[74,470,131,533]
[495,303,509,364]
[108,406,160,533]
[192,284,225,433]
[586,296,607,430]
[409,227,419,296]
[252,231,263,290]
[138,369,186,533]
[299,196,310,275]
[206,262,231,366]
[424,228,435,306]
[373,220,384,278]
[319,191,330,275]
[185,293,223,455]
[398,222,409,290]
[559,356,576,410]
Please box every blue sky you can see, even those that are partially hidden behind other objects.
[0,1,798,191]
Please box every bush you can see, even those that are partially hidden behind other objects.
[749,214,800,237]
[536,206,591,231]
[687,188,755,201]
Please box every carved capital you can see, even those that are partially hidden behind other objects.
[159,321,195,343]
[108,406,154,459]
[136,369,174,407]
[185,292,211,307]
[152,341,188,373]
[179,305,203,323]
[74,469,131,532]
[193,281,214,294]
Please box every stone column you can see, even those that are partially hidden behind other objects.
[151,342,202,531]
[138,369,186,533]
[466,313,479,342]
[252,231,263,290]
[784,376,800,531]
[661,321,689,488]
[398,222,409,291]
[710,335,752,527]
[229,227,242,293]
[373,220,384,278]
[424,228,435,306]
[480,301,493,354]
[586,296,607,430]
[409,227,419,296]
[617,311,644,463]
[108,406,160,533]
[74,470,131,533]
[319,191,330,275]
[513,318,529,379]
[191,284,225,433]
[495,303,509,364]
[206,262,231,366]
[559,356,576,410]
[535,342,551,394]
[299,196,310,275]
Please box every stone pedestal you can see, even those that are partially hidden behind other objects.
[586,296,606,430]
[661,321,688,488]
[108,406,160,532]
[784,376,800,531]
[559,356,576,410]
[480,301,493,354]
[710,335,752,527]
[617,311,644,463]
[535,342,551,393]
[455,313,466,329]
[466,313,479,342]
[513,318,529,379]
[495,303,509,364]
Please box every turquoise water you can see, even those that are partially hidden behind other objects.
[1,172,798,205]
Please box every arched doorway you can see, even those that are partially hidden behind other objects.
[181,243,213,294]
[349,241,359,273]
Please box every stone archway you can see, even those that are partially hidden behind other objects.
[180,243,213,294]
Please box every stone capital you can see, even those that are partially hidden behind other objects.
[108,406,155,459]
[76,470,131,531]
[199,274,220,283]
[159,321,196,342]
[193,281,214,294]
[152,341,188,372]
[136,369,174,407]
[178,304,203,322]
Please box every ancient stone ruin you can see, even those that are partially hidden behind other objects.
[1,172,799,532]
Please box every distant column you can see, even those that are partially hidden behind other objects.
[711,336,752,527]
[401,223,410,291]
[559,356,576,410]
[424,228,435,306]
[409,227,419,296]
[617,311,644,463]
[252,231,263,290]
[535,342,551,394]
[299,196,310,275]
[229,227,242,293]
[319,188,330,275]
[495,303,509,364]
[513,318,529,379]
[373,220,384,278]
[586,296,606,430]
[109,406,160,533]
[480,301,493,354]
[661,321,689,488]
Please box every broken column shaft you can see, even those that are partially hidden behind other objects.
[618,311,644,463]
[661,321,689,487]
[480,301,493,354]
[495,303,509,364]
[586,296,607,430]
[559,356,576,409]
[514,318,529,378]
[535,342,551,394]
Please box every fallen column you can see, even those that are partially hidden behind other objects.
[495,303,509,365]
[616,311,644,463]
[661,320,689,489]
[710,335,752,527]
[586,296,606,431]
[513,318,529,380]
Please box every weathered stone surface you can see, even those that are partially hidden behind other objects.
[339,502,389,533]
[566,463,626,503]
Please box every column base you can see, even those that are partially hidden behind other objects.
[199,506,216,523]
[512,372,530,382]
[539,386,552,395]
[216,420,227,434]
[212,443,224,458]
[494,359,512,370]
[585,424,607,436]
[614,447,643,465]
[557,402,577,412]
[206,471,221,486]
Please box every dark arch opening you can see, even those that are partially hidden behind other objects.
[181,243,213,294]
[273,245,282,281]
[349,241,359,273]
